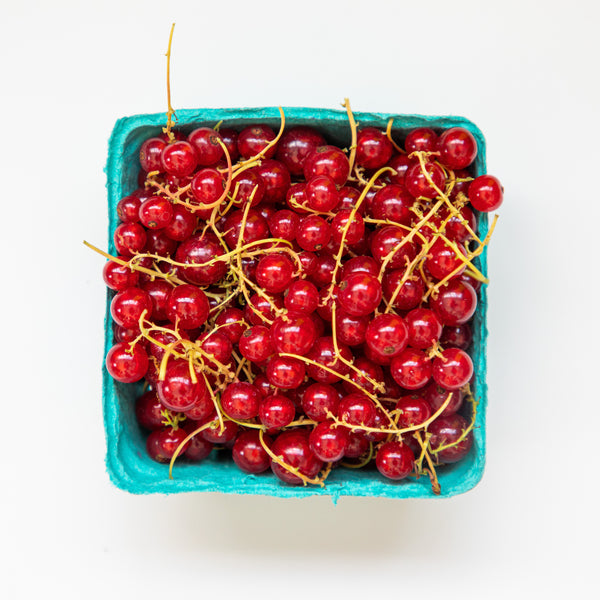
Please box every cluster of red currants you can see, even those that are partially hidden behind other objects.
[101,108,502,492]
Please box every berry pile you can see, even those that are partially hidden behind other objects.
[97,104,502,493]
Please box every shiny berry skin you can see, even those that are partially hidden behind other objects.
[238,124,277,159]
[139,137,167,172]
[396,396,432,429]
[218,128,239,162]
[422,381,464,416]
[341,256,379,279]
[166,285,209,329]
[142,279,172,321]
[222,208,269,248]
[404,160,446,199]
[117,195,142,223]
[145,229,176,257]
[221,382,261,420]
[376,441,414,480]
[188,127,223,166]
[306,175,340,212]
[270,429,323,485]
[266,355,305,389]
[135,390,166,431]
[214,308,246,343]
[431,280,477,326]
[255,253,295,294]
[426,239,467,281]
[271,312,317,355]
[239,325,274,363]
[183,423,214,462]
[334,310,369,346]
[343,356,384,395]
[390,349,432,390]
[231,169,265,206]
[232,431,271,473]
[440,323,473,350]
[164,204,197,241]
[161,141,198,177]
[175,233,227,286]
[405,308,443,349]
[370,225,417,269]
[382,270,425,310]
[184,393,216,423]
[468,175,504,212]
[157,361,209,412]
[432,348,473,390]
[344,431,370,458]
[201,420,239,445]
[337,393,376,429]
[438,128,477,170]
[356,127,393,169]
[139,196,173,229]
[255,159,292,203]
[444,205,477,243]
[306,336,352,384]
[284,279,319,314]
[331,209,365,245]
[199,331,233,368]
[309,420,349,462]
[103,259,139,291]
[268,209,299,241]
[146,427,189,463]
[365,313,409,358]
[296,215,331,251]
[338,273,382,317]
[405,127,439,153]
[106,342,149,383]
[114,222,147,257]
[429,414,473,463]
[259,394,296,429]
[190,168,224,206]
[110,287,153,329]
[370,184,413,225]
[388,154,413,184]
[301,383,340,422]
[243,292,282,325]
[276,126,326,175]
[303,145,350,186]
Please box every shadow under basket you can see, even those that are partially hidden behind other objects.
[103,106,489,500]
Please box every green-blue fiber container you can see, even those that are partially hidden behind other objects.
[104,107,489,500]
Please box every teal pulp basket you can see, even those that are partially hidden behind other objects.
[103,107,489,500]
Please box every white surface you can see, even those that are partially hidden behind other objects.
[2,0,598,597]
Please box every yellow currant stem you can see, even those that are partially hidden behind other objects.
[342,98,358,172]
[385,118,405,154]
[329,303,390,417]
[430,395,478,456]
[322,166,396,308]
[168,418,219,479]
[341,442,373,469]
[258,428,324,487]
[163,23,176,141]
[413,430,441,495]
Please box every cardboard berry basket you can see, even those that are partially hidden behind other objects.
[103,106,489,499]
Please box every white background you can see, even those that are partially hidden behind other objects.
[2,0,598,597]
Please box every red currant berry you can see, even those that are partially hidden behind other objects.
[188,127,224,166]
[221,381,261,420]
[147,427,189,463]
[356,127,393,169]
[432,348,473,390]
[429,414,473,463]
[438,128,477,170]
[232,430,272,473]
[309,420,349,462]
[468,175,504,212]
[404,308,443,349]
[166,284,210,329]
[255,253,295,294]
[376,441,414,480]
[161,141,198,177]
[106,342,149,383]
[390,348,432,390]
